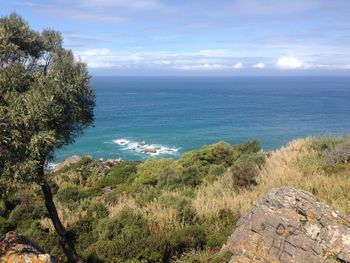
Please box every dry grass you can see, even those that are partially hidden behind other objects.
[50,137,350,234]
[193,138,350,217]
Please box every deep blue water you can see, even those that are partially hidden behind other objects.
[54,76,350,162]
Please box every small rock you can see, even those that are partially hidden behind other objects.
[144,148,157,154]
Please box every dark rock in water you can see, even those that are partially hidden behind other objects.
[144,148,157,154]
[224,187,350,263]
[0,231,56,262]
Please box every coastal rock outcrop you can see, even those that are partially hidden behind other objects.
[224,187,350,263]
[56,155,82,171]
[0,232,56,263]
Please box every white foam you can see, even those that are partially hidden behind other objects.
[46,162,59,172]
[113,138,178,156]
[113,138,130,145]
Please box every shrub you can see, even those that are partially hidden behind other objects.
[229,160,259,189]
[324,141,350,167]
[309,136,348,152]
[207,164,226,182]
[175,249,233,263]
[103,161,138,185]
[232,140,265,167]
[169,225,207,258]
[175,198,197,224]
[56,187,89,203]
[88,203,109,219]
[133,158,175,188]
[200,209,240,248]
[159,166,201,189]
[232,140,261,156]
[179,142,233,173]
[134,187,161,207]
[84,240,118,262]
[23,221,63,259]
[95,208,149,241]
[0,217,12,238]
[7,203,47,226]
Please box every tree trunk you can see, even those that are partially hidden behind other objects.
[40,167,84,263]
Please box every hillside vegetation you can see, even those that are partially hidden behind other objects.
[1,136,350,262]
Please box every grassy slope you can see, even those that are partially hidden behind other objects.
[1,136,349,262]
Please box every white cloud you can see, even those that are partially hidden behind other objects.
[233,62,243,69]
[253,62,266,69]
[174,63,229,71]
[277,56,305,69]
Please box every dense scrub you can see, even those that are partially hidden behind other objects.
[1,136,350,262]
[0,140,263,262]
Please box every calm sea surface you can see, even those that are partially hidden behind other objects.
[54,76,350,162]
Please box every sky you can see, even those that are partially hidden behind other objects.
[1,0,350,76]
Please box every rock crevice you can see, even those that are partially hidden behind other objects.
[225,187,350,263]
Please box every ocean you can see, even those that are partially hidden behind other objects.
[54,76,350,162]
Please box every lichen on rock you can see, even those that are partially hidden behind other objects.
[0,231,56,263]
[224,187,350,263]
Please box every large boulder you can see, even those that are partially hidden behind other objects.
[224,187,350,263]
[0,231,56,262]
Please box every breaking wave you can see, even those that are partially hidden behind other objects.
[113,138,179,156]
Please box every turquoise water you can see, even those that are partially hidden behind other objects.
[54,76,350,162]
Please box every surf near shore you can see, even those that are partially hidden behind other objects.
[113,138,179,156]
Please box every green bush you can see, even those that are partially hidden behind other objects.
[200,209,240,248]
[23,221,63,259]
[0,216,12,238]
[158,166,201,189]
[7,203,47,226]
[169,225,207,258]
[95,208,149,241]
[229,160,259,189]
[207,164,227,182]
[175,249,233,263]
[87,203,109,219]
[175,198,197,224]
[179,142,233,174]
[94,161,139,191]
[56,187,89,203]
[132,158,175,188]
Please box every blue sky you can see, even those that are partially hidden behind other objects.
[1,0,350,76]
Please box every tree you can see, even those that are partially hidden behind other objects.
[0,13,95,262]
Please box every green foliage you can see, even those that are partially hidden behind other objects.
[206,164,226,182]
[132,158,174,189]
[168,225,207,258]
[200,209,240,248]
[88,203,109,219]
[175,198,198,224]
[95,161,139,191]
[0,216,12,238]
[158,166,201,190]
[56,187,90,204]
[0,13,95,182]
[229,159,259,189]
[23,221,64,259]
[179,142,233,173]
[232,140,265,167]
[7,202,47,226]
[0,133,269,262]
[175,249,233,263]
